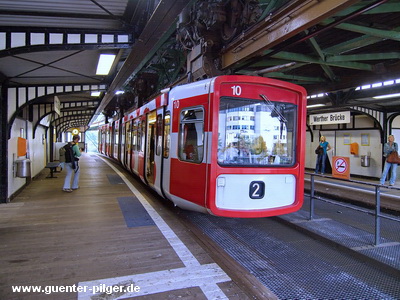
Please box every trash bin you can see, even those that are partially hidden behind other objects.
[361,155,370,167]
[16,159,31,178]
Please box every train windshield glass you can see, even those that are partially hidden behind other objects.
[218,96,297,166]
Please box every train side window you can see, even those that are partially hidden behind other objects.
[105,128,109,153]
[113,124,119,157]
[132,121,137,151]
[121,122,126,149]
[125,121,131,154]
[179,107,204,163]
[163,113,170,158]
[141,120,146,152]
[156,114,162,156]
[137,120,141,151]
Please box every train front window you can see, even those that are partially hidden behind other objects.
[218,96,297,166]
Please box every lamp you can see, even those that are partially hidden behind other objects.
[373,93,400,99]
[96,54,116,75]
[306,104,326,108]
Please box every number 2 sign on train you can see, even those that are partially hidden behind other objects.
[99,75,307,218]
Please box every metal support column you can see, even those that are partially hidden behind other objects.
[49,125,54,162]
[0,85,8,203]
[309,174,315,220]
[375,185,381,246]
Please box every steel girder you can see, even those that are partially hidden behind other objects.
[221,0,362,69]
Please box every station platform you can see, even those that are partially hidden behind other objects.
[1,153,399,299]
[183,196,400,299]
[278,199,400,276]
[304,172,400,212]
[0,152,274,300]
[301,172,400,276]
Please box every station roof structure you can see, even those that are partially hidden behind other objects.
[1,0,400,134]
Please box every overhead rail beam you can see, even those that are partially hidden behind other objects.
[221,0,365,69]
[92,0,192,120]
[0,30,133,58]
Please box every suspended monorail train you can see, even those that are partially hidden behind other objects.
[99,75,307,218]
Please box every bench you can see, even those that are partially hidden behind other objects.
[45,162,60,178]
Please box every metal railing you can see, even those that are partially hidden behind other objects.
[306,172,400,246]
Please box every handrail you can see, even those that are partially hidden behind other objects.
[305,172,400,246]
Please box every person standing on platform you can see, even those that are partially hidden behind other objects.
[62,135,82,192]
[380,135,398,186]
[315,135,331,174]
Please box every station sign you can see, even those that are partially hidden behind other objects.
[309,111,350,125]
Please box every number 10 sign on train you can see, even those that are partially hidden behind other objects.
[99,75,307,218]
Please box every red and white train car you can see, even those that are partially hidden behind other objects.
[99,75,307,218]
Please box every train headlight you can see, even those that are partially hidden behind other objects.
[217,177,226,187]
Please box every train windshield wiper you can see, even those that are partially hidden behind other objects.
[259,93,287,123]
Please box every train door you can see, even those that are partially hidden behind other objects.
[115,120,120,161]
[161,112,171,195]
[108,124,112,156]
[110,122,116,158]
[120,121,126,165]
[110,120,119,160]
[149,109,165,194]
[98,127,104,153]
[169,105,208,207]
[124,120,132,169]
[145,111,157,185]
[131,119,139,175]
[137,118,146,181]
[101,127,106,154]
[104,124,110,155]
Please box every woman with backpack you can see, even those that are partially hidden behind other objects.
[315,135,331,174]
[62,135,81,192]
[379,135,398,186]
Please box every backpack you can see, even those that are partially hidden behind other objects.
[315,145,324,155]
[59,143,75,168]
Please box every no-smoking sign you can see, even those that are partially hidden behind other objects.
[334,158,347,173]
[332,156,350,179]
